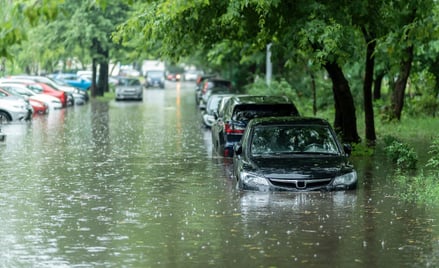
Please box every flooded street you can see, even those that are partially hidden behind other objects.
[1,82,438,267]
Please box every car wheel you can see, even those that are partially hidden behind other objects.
[0,111,11,123]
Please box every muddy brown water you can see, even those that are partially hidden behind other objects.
[0,82,437,267]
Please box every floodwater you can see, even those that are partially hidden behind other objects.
[0,82,438,268]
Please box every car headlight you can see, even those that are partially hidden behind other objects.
[333,171,357,186]
[241,171,269,187]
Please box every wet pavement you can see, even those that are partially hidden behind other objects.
[0,81,438,267]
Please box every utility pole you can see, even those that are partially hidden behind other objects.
[266,43,272,85]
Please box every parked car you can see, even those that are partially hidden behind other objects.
[0,86,48,115]
[0,78,67,107]
[144,70,165,89]
[28,98,49,115]
[199,87,233,110]
[0,92,32,122]
[211,95,300,157]
[9,75,87,105]
[0,83,63,110]
[115,77,143,101]
[194,74,217,105]
[33,82,68,107]
[201,94,234,128]
[233,116,357,191]
[198,78,232,107]
[50,73,91,91]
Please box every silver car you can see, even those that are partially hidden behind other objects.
[115,77,143,101]
[0,95,32,122]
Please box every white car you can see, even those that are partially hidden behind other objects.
[0,83,63,109]
[184,70,203,81]
[0,95,32,122]
[115,77,143,101]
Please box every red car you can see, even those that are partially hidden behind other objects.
[34,82,67,107]
[29,98,48,115]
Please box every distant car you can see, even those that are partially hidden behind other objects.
[195,74,216,105]
[51,73,91,91]
[201,94,234,128]
[0,92,32,122]
[115,77,143,101]
[211,95,300,157]
[145,70,165,89]
[184,70,203,81]
[167,73,181,81]
[233,117,357,191]
[198,78,232,107]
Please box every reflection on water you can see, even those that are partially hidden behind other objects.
[0,83,438,267]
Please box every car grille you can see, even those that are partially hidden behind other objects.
[268,178,332,190]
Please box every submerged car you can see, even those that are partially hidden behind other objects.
[211,95,300,157]
[115,77,143,101]
[233,117,357,192]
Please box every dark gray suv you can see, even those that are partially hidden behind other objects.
[145,70,165,89]
[211,95,300,157]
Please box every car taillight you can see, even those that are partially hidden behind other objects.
[225,123,245,134]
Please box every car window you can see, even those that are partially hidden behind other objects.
[119,79,140,86]
[250,125,339,155]
[147,71,164,78]
[232,104,297,121]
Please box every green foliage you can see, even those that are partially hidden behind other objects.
[404,70,439,117]
[351,142,374,157]
[394,136,439,204]
[383,136,418,170]
[244,77,307,112]
[426,136,439,169]
[395,169,439,204]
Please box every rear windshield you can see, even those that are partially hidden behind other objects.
[147,71,164,78]
[119,78,141,86]
[232,104,298,121]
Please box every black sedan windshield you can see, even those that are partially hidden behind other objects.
[250,125,340,156]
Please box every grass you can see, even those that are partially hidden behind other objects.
[93,91,115,102]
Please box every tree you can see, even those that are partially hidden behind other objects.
[0,0,61,74]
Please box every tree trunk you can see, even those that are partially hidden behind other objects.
[391,45,414,121]
[91,58,97,98]
[98,60,109,94]
[373,71,384,100]
[324,62,361,143]
[362,31,376,144]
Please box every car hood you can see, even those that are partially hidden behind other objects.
[248,155,352,179]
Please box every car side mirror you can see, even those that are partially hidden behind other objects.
[234,144,242,155]
[343,144,352,156]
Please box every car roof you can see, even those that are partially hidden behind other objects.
[247,116,331,128]
[229,95,291,105]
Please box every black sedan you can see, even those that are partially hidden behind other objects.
[232,117,357,191]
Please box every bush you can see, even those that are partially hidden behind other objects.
[426,136,439,169]
[383,136,418,170]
